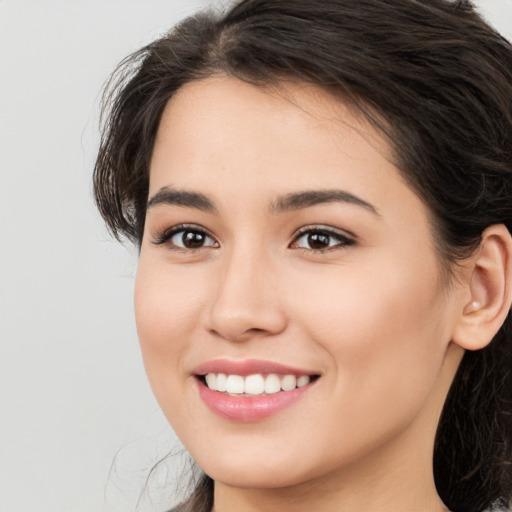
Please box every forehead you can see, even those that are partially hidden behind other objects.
[150,76,399,198]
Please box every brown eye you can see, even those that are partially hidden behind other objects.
[153,225,219,250]
[307,232,331,250]
[169,229,218,249]
[179,230,208,248]
[292,227,355,252]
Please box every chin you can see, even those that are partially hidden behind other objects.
[206,465,305,490]
[192,448,316,490]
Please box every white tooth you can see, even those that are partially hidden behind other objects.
[226,375,245,394]
[297,375,310,388]
[281,375,297,391]
[244,374,265,395]
[264,374,281,394]
[216,373,227,392]
[205,373,217,391]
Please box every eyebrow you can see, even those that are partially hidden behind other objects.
[270,190,379,215]
[147,187,378,216]
[147,187,217,213]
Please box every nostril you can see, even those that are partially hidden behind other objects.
[208,323,281,342]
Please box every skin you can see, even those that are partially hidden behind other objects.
[135,76,471,512]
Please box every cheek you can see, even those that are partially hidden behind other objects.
[134,257,207,404]
[135,254,208,336]
[291,254,450,425]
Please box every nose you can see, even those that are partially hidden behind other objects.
[206,247,287,342]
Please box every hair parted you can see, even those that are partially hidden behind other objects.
[93,1,512,511]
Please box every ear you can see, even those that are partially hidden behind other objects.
[452,224,512,351]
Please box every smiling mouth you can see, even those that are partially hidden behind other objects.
[198,373,320,397]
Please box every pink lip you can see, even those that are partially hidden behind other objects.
[193,358,315,377]
[193,359,319,422]
[196,378,315,422]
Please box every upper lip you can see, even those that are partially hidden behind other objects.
[193,358,318,377]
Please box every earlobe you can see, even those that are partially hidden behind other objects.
[452,224,512,351]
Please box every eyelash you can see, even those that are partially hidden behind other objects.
[152,224,218,252]
[152,224,356,253]
[291,225,356,253]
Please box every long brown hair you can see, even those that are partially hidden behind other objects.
[94,1,512,510]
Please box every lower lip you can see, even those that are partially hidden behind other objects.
[196,379,315,422]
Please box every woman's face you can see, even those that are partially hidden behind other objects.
[135,76,465,491]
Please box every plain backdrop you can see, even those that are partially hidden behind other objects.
[0,1,511,511]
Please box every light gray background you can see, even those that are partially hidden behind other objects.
[0,1,511,511]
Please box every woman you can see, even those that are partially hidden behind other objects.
[93,1,512,511]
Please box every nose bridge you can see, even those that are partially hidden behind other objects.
[207,241,286,341]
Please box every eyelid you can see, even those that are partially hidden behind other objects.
[151,223,219,248]
[289,224,356,251]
